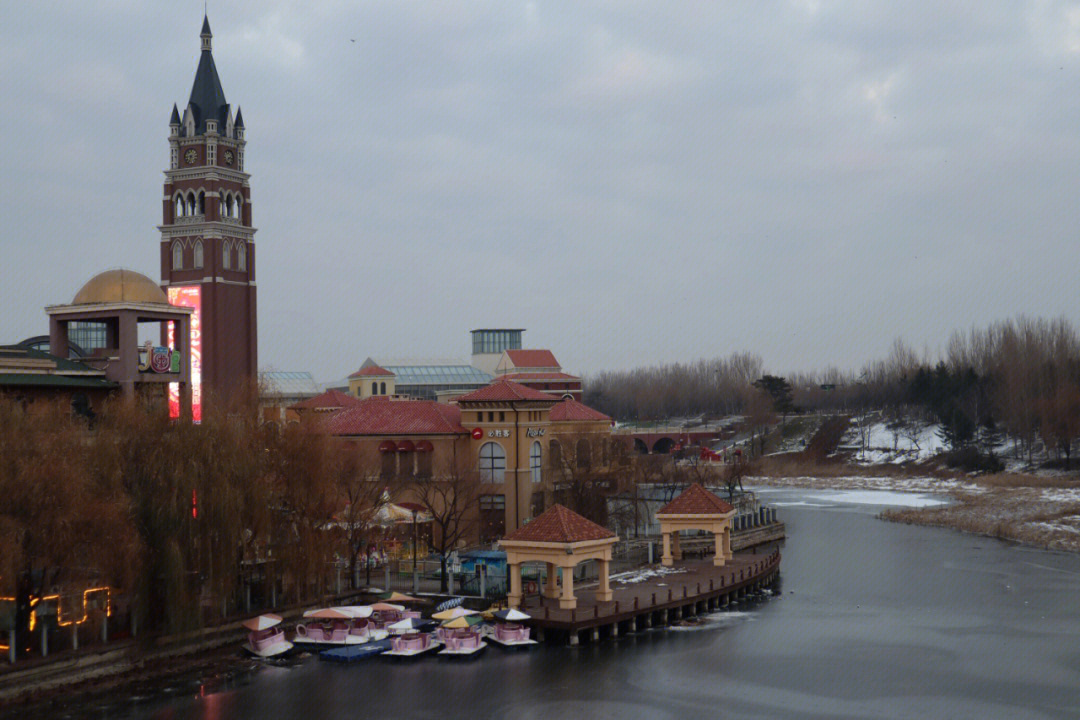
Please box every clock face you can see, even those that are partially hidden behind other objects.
[224,150,234,165]
[184,149,198,165]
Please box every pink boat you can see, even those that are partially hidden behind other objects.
[241,614,293,658]
[493,623,531,643]
[438,628,487,656]
[382,632,438,657]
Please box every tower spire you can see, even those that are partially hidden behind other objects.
[200,14,212,52]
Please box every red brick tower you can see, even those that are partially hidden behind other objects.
[159,16,257,414]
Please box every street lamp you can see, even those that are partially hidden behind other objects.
[412,508,419,594]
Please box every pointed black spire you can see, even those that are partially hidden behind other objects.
[187,16,228,135]
[234,106,244,128]
[201,14,212,37]
[170,103,181,125]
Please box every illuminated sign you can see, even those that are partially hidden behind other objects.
[167,285,202,422]
[138,341,180,374]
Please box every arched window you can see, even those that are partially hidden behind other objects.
[479,442,506,483]
[222,240,231,270]
[186,192,196,216]
[193,240,203,269]
[530,441,542,483]
[237,242,246,271]
[549,439,562,469]
[197,191,205,215]
[576,438,591,469]
[225,193,235,218]
[371,382,377,395]
[236,196,243,220]
[174,195,184,218]
[171,241,183,270]
[380,382,386,395]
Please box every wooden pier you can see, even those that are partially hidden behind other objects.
[522,549,781,645]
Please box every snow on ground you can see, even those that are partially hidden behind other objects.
[1028,519,1080,534]
[839,419,947,464]
[748,475,982,495]
[609,566,687,585]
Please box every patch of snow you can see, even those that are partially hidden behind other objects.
[610,566,688,585]
[809,489,949,508]
[1028,521,1080,534]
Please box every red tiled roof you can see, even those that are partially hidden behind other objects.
[292,389,363,411]
[326,397,468,436]
[455,376,560,404]
[503,372,580,382]
[505,349,560,369]
[348,365,394,378]
[656,483,734,515]
[549,397,612,423]
[503,504,616,543]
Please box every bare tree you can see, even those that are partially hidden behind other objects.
[409,441,478,593]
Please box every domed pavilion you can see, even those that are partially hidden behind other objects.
[46,269,194,417]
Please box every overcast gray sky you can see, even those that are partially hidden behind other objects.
[2,1,1078,382]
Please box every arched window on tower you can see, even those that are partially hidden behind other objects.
[197,191,205,215]
[237,242,246,271]
[172,242,183,270]
[530,441,542,483]
[371,382,377,395]
[380,382,386,395]
[222,240,231,270]
[225,193,235,219]
[186,192,196,216]
[193,240,203,269]
[174,195,185,219]
[236,196,243,221]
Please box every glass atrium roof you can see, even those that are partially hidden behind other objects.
[385,365,493,386]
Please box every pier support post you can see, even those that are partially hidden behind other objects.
[507,562,522,609]
[644,613,652,628]
[590,627,599,642]
[544,564,558,600]
[558,569,576,610]
[660,609,667,625]
[569,631,579,646]
[611,622,619,638]
[597,559,612,602]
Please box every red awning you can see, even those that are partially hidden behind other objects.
[415,440,434,453]
[396,440,416,453]
[378,440,397,453]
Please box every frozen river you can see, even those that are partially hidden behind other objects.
[100,487,1080,719]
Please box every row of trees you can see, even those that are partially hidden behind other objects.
[583,316,1080,468]
[0,395,408,651]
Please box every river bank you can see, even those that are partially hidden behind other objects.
[748,465,1080,552]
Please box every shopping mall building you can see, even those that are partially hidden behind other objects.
[297,374,615,545]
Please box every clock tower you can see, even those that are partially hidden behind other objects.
[160,15,257,416]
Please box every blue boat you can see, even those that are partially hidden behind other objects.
[319,639,392,663]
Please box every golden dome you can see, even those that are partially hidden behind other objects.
[72,269,169,305]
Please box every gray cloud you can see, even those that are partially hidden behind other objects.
[2,1,1078,382]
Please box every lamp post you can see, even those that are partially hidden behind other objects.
[412,508,419,594]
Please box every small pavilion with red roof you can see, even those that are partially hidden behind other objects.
[500,504,617,610]
[654,483,736,568]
